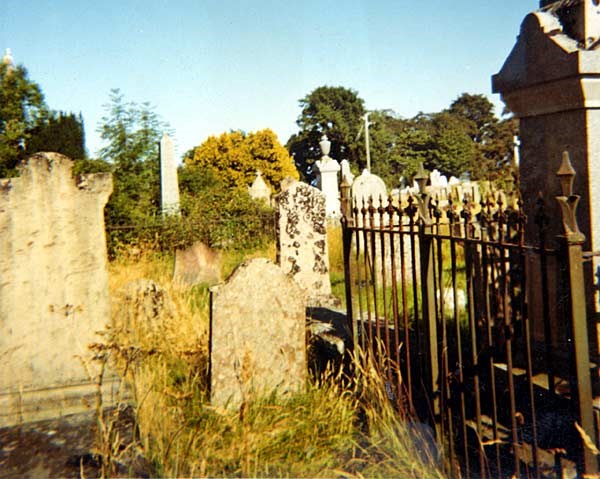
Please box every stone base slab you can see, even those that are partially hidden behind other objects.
[0,377,124,428]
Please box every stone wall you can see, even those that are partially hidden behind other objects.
[0,153,116,426]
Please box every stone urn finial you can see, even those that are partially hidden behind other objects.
[319,134,331,158]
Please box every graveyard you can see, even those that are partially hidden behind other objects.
[4,1,600,478]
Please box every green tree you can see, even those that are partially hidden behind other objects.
[97,89,170,226]
[184,128,298,191]
[0,60,47,176]
[28,111,86,160]
[446,92,518,181]
[287,86,366,184]
[366,110,474,186]
[419,112,476,177]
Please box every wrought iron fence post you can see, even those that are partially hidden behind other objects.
[340,176,356,349]
[415,164,441,434]
[556,152,598,476]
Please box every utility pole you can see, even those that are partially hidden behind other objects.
[363,112,371,172]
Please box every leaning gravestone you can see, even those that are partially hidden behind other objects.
[0,153,116,426]
[275,180,337,305]
[210,258,306,409]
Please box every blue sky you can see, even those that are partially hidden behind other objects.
[2,1,536,160]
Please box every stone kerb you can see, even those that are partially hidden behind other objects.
[275,180,334,304]
[0,152,116,426]
[210,258,306,409]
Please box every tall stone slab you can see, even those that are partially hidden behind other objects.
[160,132,180,215]
[210,258,306,409]
[0,153,115,426]
[275,181,333,302]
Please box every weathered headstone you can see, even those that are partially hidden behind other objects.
[172,241,222,286]
[210,258,306,409]
[351,169,388,227]
[351,169,387,206]
[247,170,271,204]
[275,180,334,303]
[0,153,116,426]
[159,132,180,215]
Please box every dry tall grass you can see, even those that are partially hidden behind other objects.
[102,247,447,478]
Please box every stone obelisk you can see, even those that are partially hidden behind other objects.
[159,133,180,215]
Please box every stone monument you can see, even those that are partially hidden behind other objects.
[210,258,306,409]
[314,135,341,218]
[247,170,271,204]
[159,132,180,215]
[493,0,600,342]
[493,1,600,250]
[315,135,340,218]
[351,169,388,227]
[0,153,116,426]
[340,159,355,184]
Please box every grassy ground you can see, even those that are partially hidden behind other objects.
[100,241,447,478]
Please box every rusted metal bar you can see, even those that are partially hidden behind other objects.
[340,178,356,349]
[449,203,470,478]
[415,165,441,438]
[378,196,392,365]
[399,203,414,409]
[479,207,502,479]
[387,198,405,412]
[462,198,487,478]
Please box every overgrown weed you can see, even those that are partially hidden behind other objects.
[103,248,447,478]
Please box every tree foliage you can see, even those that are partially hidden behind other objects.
[184,128,298,191]
[287,86,365,184]
[0,61,47,176]
[97,89,170,226]
[28,111,86,160]
[447,93,518,182]
[288,88,518,188]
